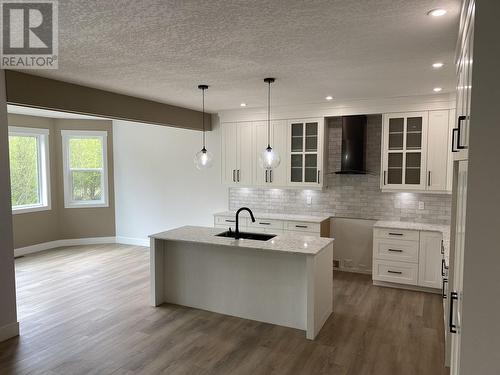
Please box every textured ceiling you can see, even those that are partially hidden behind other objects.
[27,0,461,111]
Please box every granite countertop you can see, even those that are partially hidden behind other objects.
[150,226,334,256]
[374,220,451,266]
[214,211,333,223]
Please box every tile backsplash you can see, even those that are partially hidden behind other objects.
[229,115,452,225]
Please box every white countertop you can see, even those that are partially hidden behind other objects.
[150,226,334,255]
[374,220,451,265]
[214,211,332,223]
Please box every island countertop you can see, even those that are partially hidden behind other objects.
[150,226,334,255]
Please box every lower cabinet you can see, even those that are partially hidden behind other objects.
[214,214,329,237]
[372,227,443,291]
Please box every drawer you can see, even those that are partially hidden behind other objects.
[285,221,320,233]
[374,228,419,242]
[373,238,419,263]
[373,260,418,285]
[214,216,246,227]
[248,218,284,230]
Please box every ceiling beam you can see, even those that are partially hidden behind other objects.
[4,71,211,131]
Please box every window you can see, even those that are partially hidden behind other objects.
[8,127,51,214]
[62,130,108,208]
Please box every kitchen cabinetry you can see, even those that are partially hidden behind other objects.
[213,212,330,237]
[222,122,253,185]
[253,120,287,186]
[222,118,326,188]
[287,118,326,187]
[381,110,453,192]
[372,224,446,291]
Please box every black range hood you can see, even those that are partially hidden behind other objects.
[335,115,367,174]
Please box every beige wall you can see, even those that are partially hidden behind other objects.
[9,114,115,249]
[0,70,18,340]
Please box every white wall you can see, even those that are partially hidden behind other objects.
[113,117,228,245]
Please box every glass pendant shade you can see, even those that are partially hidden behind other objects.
[259,146,280,170]
[194,147,213,170]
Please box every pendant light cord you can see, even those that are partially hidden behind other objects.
[202,87,206,149]
[267,80,271,148]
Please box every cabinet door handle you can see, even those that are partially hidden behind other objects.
[387,270,402,275]
[265,170,268,183]
[442,278,448,299]
[457,115,467,150]
[441,240,444,255]
[388,232,403,236]
[295,225,308,228]
[270,170,273,183]
[383,171,387,185]
[441,259,446,277]
[388,248,403,252]
[237,169,240,182]
[449,291,458,333]
[428,171,431,186]
[259,222,271,225]
[232,170,236,182]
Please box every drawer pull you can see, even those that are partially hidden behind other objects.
[259,222,271,225]
[441,240,444,255]
[387,270,402,275]
[295,225,308,228]
[388,232,403,236]
[225,219,236,223]
[388,249,403,253]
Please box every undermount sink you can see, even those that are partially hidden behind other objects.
[216,230,276,241]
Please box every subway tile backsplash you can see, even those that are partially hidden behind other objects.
[229,115,452,225]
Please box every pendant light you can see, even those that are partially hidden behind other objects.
[194,84,213,169]
[259,78,281,170]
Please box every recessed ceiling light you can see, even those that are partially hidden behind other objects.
[433,87,443,92]
[240,103,247,107]
[432,62,444,68]
[428,8,447,17]
[325,96,333,101]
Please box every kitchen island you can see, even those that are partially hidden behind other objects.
[150,226,334,339]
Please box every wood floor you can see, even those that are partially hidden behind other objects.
[0,244,447,375]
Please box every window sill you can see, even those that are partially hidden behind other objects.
[64,201,109,209]
[12,205,51,215]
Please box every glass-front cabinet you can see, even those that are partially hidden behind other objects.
[287,118,325,187]
[381,112,428,190]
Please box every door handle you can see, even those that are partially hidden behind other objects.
[441,240,444,255]
[442,278,448,299]
[317,170,320,184]
[383,171,387,185]
[441,259,446,277]
[265,170,268,183]
[449,292,458,333]
[428,171,431,186]
[232,170,236,182]
[237,169,240,182]
[452,128,459,152]
[457,115,467,150]
[270,170,273,183]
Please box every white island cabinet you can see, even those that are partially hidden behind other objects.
[150,226,334,340]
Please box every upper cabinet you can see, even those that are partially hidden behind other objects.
[222,118,327,188]
[287,118,325,187]
[221,122,253,185]
[381,110,453,193]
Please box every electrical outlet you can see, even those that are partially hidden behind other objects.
[343,259,353,268]
[306,196,312,205]
[418,201,425,210]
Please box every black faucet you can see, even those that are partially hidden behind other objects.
[234,207,255,239]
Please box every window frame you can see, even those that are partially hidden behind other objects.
[8,126,51,214]
[61,130,109,209]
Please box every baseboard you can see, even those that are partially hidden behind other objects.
[14,237,116,257]
[0,321,19,342]
[115,236,150,247]
[333,266,372,275]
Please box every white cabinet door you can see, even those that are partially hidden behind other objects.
[222,122,238,184]
[287,118,325,187]
[427,110,451,191]
[418,231,443,289]
[237,122,253,185]
[253,121,268,186]
[381,112,428,191]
